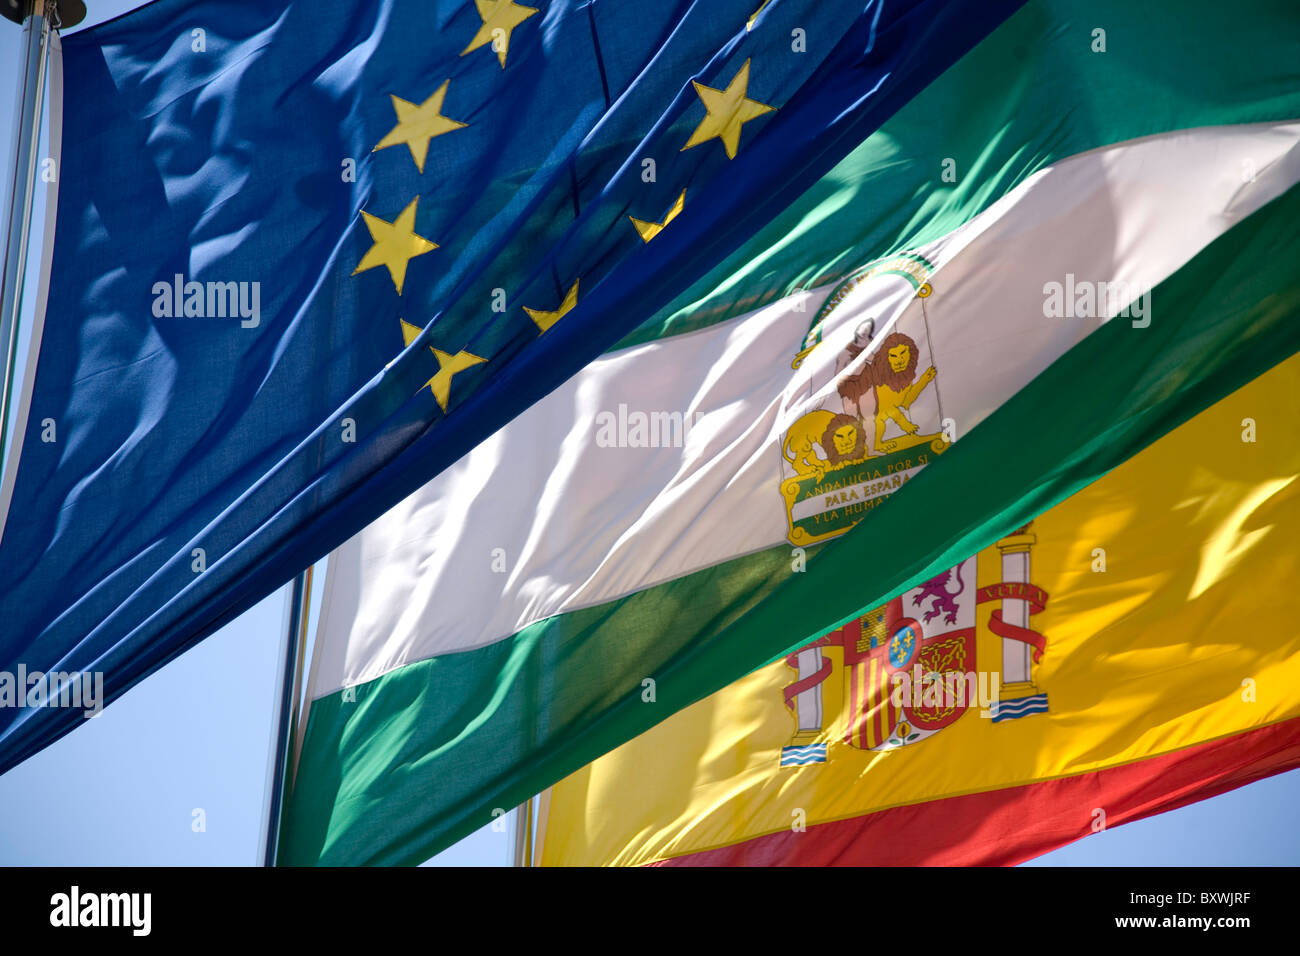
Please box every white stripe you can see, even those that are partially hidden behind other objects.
[309,120,1300,699]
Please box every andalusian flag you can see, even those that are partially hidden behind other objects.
[283,0,1300,865]
[537,350,1300,865]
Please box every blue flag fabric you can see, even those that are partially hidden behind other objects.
[0,0,1023,773]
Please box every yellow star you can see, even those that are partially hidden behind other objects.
[680,59,776,160]
[374,82,468,173]
[353,198,438,294]
[399,319,486,411]
[629,189,686,242]
[523,278,579,333]
[399,318,424,349]
[747,0,772,31]
[460,0,539,68]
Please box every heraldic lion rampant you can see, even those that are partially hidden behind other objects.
[837,331,937,453]
[912,563,965,626]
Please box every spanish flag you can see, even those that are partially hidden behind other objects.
[536,350,1300,865]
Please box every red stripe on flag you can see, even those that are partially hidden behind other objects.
[653,716,1300,866]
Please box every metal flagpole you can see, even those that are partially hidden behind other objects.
[260,565,313,866]
[0,0,83,471]
[0,0,52,471]
[512,796,535,867]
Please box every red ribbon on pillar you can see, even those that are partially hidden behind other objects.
[977,583,1049,663]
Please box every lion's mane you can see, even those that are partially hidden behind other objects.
[821,413,866,466]
[869,332,919,393]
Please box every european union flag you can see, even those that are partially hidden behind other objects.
[0,0,1023,773]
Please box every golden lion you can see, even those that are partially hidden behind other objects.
[871,332,937,450]
[782,409,835,480]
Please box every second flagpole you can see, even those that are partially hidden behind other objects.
[260,565,313,866]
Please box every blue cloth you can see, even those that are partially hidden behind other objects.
[0,0,1023,773]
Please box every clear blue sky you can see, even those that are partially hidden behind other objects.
[0,1,1296,868]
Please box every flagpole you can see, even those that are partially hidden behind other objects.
[0,0,53,472]
[260,565,313,866]
[512,796,534,867]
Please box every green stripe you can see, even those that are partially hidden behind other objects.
[283,180,1300,866]
[614,0,1300,351]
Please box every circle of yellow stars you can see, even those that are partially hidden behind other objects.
[353,5,779,414]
